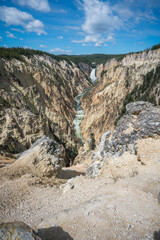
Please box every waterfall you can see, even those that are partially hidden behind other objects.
[90,68,97,82]
[73,68,97,142]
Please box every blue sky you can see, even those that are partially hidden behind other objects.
[0,0,160,55]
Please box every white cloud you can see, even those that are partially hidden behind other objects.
[82,43,91,46]
[82,0,121,35]
[49,48,72,55]
[0,36,2,41]
[106,35,116,43]
[73,0,157,46]
[53,8,67,13]
[57,36,63,39]
[112,4,133,21]
[4,44,8,48]
[24,46,32,49]
[0,6,46,35]
[94,42,101,47]
[72,34,114,46]
[72,0,121,46]
[113,1,157,23]
[40,44,47,48]
[0,6,32,25]
[25,19,46,35]
[6,31,17,38]
[11,28,24,33]
[78,32,85,36]
[66,26,80,30]
[20,38,23,40]
[72,39,83,43]
[13,0,50,12]
[84,35,99,43]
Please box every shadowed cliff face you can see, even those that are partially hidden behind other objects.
[0,54,91,158]
[81,49,160,145]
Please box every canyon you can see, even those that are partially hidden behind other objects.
[0,47,160,240]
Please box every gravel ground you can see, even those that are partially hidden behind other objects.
[0,157,160,240]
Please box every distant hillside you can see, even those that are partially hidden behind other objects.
[0,44,159,67]
[60,54,126,67]
[0,47,67,62]
[0,47,125,67]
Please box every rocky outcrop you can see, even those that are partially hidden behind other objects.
[0,136,66,179]
[78,62,91,76]
[0,54,91,158]
[125,101,154,114]
[87,101,160,177]
[81,49,160,144]
[0,222,40,240]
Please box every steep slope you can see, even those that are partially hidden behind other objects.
[81,49,160,144]
[87,101,160,177]
[0,53,91,160]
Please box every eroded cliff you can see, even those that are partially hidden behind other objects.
[81,49,160,144]
[0,54,91,161]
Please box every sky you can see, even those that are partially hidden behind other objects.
[0,0,160,55]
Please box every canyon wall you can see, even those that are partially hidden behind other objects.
[81,49,160,144]
[0,54,91,159]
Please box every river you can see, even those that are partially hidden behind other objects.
[73,69,97,143]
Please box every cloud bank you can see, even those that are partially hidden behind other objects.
[0,6,46,35]
[73,0,157,47]
[82,0,121,35]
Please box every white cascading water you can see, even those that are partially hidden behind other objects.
[73,69,97,142]
[90,68,97,82]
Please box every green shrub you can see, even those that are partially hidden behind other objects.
[8,144,14,153]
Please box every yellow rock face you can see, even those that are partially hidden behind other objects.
[81,49,160,144]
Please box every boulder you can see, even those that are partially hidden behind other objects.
[0,222,40,240]
[16,136,66,178]
[0,136,66,179]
